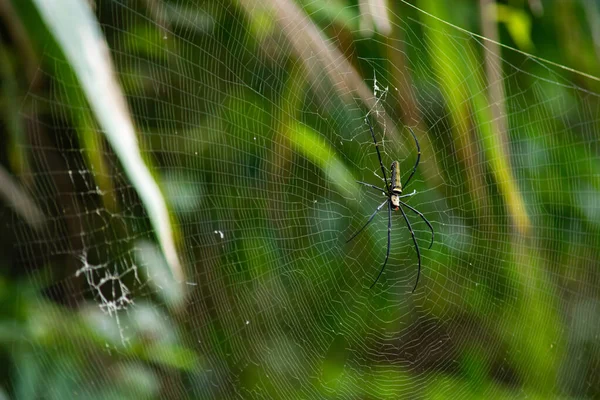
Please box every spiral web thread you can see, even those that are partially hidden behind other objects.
[15,0,600,398]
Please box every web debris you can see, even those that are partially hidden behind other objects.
[367,71,390,182]
[367,70,389,120]
[76,251,141,344]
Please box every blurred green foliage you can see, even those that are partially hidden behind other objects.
[1,0,600,398]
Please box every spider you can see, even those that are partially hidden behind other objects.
[347,116,434,292]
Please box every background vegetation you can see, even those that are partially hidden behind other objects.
[1,0,600,398]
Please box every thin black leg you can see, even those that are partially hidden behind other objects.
[370,201,392,288]
[356,181,386,194]
[402,126,421,189]
[399,200,434,249]
[346,199,388,244]
[398,190,416,199]
[365,116,389,190]
[398,204,421,292]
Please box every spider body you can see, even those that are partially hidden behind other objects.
[347,117,434,292]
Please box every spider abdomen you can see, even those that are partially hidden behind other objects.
[390,161,402,210]
[390,161,402,194]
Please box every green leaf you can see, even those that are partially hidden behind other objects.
[286,122,356,199]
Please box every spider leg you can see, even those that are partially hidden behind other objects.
[370,200,391,288]
[398,189,416,199]
[402,126,421,189]
[398,204,422,292]
[399,200,434,249]
[346,199,388,244]
[356,181,387,194]
[365,116,390,190]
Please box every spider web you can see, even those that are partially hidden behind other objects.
[11,0,600,398]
